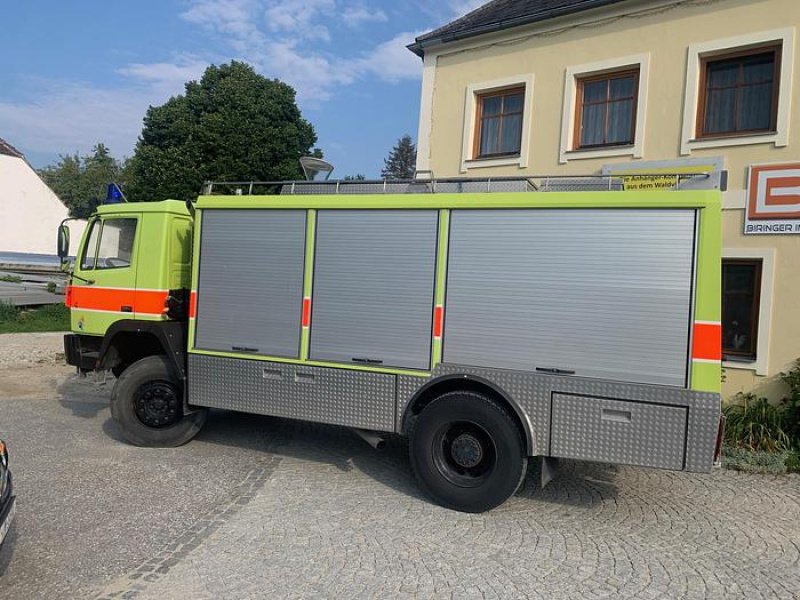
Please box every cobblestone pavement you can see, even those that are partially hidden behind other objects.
[0,336,799,599]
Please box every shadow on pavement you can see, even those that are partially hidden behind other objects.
[59,374,621,510]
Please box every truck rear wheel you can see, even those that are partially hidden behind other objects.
[409,391,527,513]
[110,356,206,447]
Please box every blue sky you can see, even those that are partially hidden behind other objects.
[0,0,482,179]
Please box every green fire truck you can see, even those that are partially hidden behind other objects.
[60,176,723,512]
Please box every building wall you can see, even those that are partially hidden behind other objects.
[417,0,800,400]
[0,154,85,255]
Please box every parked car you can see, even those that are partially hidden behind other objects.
[0,439,14,548]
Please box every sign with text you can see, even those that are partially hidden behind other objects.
[602,157,724,191]
[746,163,800,235]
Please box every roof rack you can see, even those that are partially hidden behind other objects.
[201,173,711,196]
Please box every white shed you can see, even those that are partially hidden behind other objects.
[0,137,85,256]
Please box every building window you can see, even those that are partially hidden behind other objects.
[697,45,781,139]
[474,87,525,158]
[722,259,762,360]
[574,70,639,149]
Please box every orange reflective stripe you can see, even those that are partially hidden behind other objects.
[692,322,722,361]
[433,305,444,339]
[189,291,197,318]
[302,297,311,328]
[67,286,168,315]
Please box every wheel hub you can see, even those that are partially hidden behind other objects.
[134,381,181,428]
[450,433,484,468]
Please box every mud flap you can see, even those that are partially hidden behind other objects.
[541,456,559,487]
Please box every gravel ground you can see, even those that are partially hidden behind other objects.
[1,332,799,599]
[0,332,67,368]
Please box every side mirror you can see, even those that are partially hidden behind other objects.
[57,224,70,259]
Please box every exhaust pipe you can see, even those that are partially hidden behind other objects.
[353,428,386,451]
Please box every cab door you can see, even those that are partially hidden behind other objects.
[69,216,140,336]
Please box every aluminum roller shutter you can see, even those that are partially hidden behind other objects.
[195,209,306,358]
[444,209,696,387]
[310,210,438,370]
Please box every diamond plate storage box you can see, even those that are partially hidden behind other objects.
[550,394,688,470]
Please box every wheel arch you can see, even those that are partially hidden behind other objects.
[98,320,187,379]
[401,374,534,455]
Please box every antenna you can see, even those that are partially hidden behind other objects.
[299,156,334,181]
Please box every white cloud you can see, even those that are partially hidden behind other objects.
[0,56,208,160]
[357,32,425,83]
[117,57,208,90]
[0,82,149,159]
[341,5,388,26]
[447,0,486,18]
[0,0,426,160]
[179,0,422,102]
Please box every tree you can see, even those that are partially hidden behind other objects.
[381,134,416,180]
[126,61,320,202]
[343,174,366,181]
[38,144,128,218]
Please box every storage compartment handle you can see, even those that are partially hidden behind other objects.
[601,408,632,423]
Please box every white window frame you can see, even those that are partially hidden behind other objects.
[722,248,775,376]
[559,54,649,164]
[680,28,795,156]
[460,74,534,173]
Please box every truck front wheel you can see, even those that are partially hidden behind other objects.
[409,391,527,513]
[110,356,206,447]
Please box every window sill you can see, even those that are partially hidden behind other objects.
[682,131,785,154]
[460,155,523,172]
[559,144,639,164]
[723,358,766,376]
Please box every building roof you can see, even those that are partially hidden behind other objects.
[0,137,25,159]
[409,0,630,56]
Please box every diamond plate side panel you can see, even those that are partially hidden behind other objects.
[685,403,720,472]
[396,375,430,432]
[188,354,395,431]
[550,394,688,470]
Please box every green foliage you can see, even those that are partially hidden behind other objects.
[0,301,17,321]
[381,134,416,180]
[721,445,790,474]
[779,360,800,441]
[786,450,800,473]
[723,394,791,452]
[38,144,129,218]
[0,302,70,333]
[343,174,366,181]
[126,61,320,202]
[0,275,22,283]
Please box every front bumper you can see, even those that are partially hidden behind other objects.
[64,334,100,370]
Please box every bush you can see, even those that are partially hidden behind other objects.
[721,445,789,474]
[0,301,19,320]
[723,394,791,453]
[780,360,800,442]
[785,450,800,474]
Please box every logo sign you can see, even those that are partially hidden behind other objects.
[746,163,800,234]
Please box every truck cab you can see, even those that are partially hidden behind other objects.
[63,200,193,375]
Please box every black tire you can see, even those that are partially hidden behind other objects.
[409,391,527,513]
[111,362,128,378]
[110,355,206,447]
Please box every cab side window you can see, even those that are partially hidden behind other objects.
[80,218,137,270]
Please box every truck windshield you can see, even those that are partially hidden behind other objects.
[80,218,137,270]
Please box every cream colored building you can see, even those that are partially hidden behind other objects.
[0,137,85,256]
[409,0,800,401]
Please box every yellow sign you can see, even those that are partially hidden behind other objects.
[606,164,719,191]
